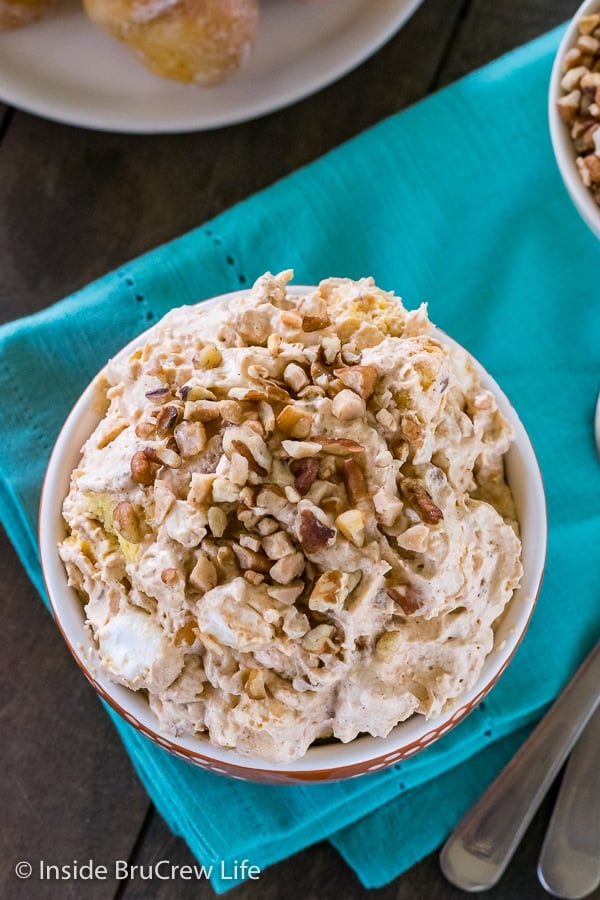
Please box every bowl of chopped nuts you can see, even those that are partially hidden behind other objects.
[550,0,600,238]
[39,272,546,783]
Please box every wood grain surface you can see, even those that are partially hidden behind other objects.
[1,1,592,898]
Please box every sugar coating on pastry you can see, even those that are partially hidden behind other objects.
[60,270,523,763]
[0,0,57,29]
[82,0,259,85]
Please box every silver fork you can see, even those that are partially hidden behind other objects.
[440,388,600,894]
[439,640,600,892]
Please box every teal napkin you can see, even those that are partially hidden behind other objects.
[1,24,599,892]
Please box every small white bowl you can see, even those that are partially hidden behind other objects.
[39,288,547,784]
[549,0,600,239]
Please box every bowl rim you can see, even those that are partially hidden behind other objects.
[39,285,548,782]
[548,0,600,240]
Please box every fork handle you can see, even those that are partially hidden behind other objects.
[439,640,600,892]
[537,704,600,899]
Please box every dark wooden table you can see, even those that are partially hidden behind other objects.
[1,1,594,898]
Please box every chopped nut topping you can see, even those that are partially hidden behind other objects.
[333,364,378,399]
[174,420,207,458]
[161,567,178,584]
[312,436,364,456]
[298,509,336,554]
[289,457,320,495]
[387,586,421,615]
[243,571,265,587]
[332,389,366,420]
[232,543,272,573]
[270,551,305,584]
[189,554,218,593]
[262,530,295,560]
[283,363,310,393]
[342,458,368,504]
[156,405,182,439]
[302,314,331,332]
[97,422,128,449]
[302,624,336,653]
[309,569,360,612]
[113,501,142,543]
[276,405,313,439]
[130,449,159,485]
[246,668,267,699]
[557,17,600,206]
[401,479,444,524]
[255,484,288,514]
[335,508,366,547]
[207,506,228,538]
[184,399,222,422]
[281,439,322,459]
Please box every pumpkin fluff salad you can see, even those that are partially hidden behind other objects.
[60,270,522,763]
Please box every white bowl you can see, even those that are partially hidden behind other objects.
[549,0,600,239]
[39,287,547,784]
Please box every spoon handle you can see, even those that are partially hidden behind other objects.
[537,704,600,899]
[439,640,600,892]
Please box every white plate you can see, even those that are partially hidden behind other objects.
[0,0,423,133]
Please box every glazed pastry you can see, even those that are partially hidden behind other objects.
[82,0,259,85]
[0,0,57,29]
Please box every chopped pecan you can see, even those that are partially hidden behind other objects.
[223,425,271,476]
[312,436,364,456]
[387,586,421,615]
[145,386,170,402]
[174,420,207,458]
[228,387,269,402]
[301,624,336,653]
[155,404,181,439]
[232,543,272,573]
[401,479,443,524]
[264,379,292,403]
[333,364,378,399]
[113,501,142,543]
[262,530,296,560]
[270,551,305,585]
[298,509,336,554]
[144,446,182,469]
[276,405,313,439]
[289,457,320,495]
[184,399,222,421]
[309,570,360,612]
[302,314,331,332]
[342,458,368,504]
[283,363,310,393]
[255,484,288,515]
[335,508,366,547]
[97,422,128,449]
[130,449,159,485]
[332,389,366,420]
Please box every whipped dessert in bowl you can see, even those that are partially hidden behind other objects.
[40,271,546,782]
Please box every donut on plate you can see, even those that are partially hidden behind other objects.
[82,0,260,85]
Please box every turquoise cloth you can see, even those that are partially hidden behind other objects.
[1,24,599,892]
